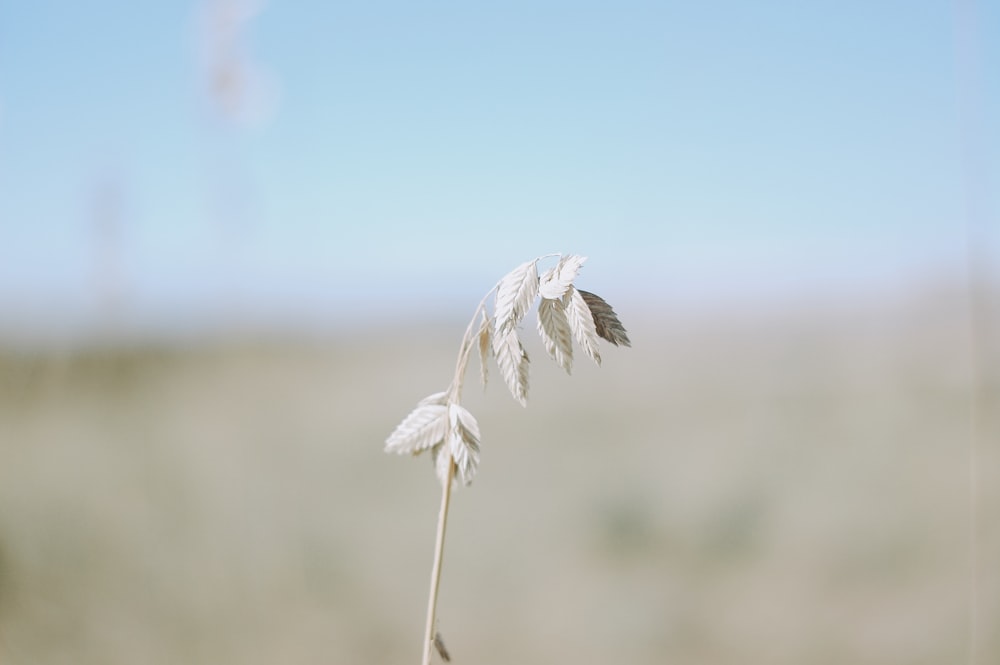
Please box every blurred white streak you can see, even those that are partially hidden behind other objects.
[196,0,280,129]
[951,2,996,665]
[90,173,128,339]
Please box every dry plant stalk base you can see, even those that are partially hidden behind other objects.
[385,254,630,664]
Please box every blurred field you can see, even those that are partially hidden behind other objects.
[0,286,997,665]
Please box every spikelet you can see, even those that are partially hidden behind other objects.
[538,254,586,300]
[477,312,492,387]
[492,330,530,406]
[494,259,538,339]
[448,403,481,485]
[578,290,631,347]
[431,443,452,486]
[564,286,602,366]
[536,296,574,373]
[385,392,449,455]
[434,632,451,662]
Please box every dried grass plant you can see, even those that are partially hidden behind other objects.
[385,254,630,664]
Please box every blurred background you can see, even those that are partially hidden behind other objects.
[1,1,998,663]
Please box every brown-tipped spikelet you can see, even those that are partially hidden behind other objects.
[578,289,631,347]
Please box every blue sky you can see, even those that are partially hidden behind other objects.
[0,1,997,338]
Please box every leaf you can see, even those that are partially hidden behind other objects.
[384,394,449,454]
[564,286,602,366]
[494,259,539,338]
[449,404,481,485]
[492,330,530,406]
[538,254,587,300]
[536,297,573,373]
[577,290,631,347]
[477,312,492,388]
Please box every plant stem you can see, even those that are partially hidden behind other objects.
[422,457,455,665]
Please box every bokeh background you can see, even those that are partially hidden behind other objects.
[1,1,998,663]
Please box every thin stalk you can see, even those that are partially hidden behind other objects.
[422,458,455,665]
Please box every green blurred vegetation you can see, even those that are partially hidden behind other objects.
[0,288,997,664]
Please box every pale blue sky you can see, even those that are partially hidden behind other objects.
[0,1,997,339]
